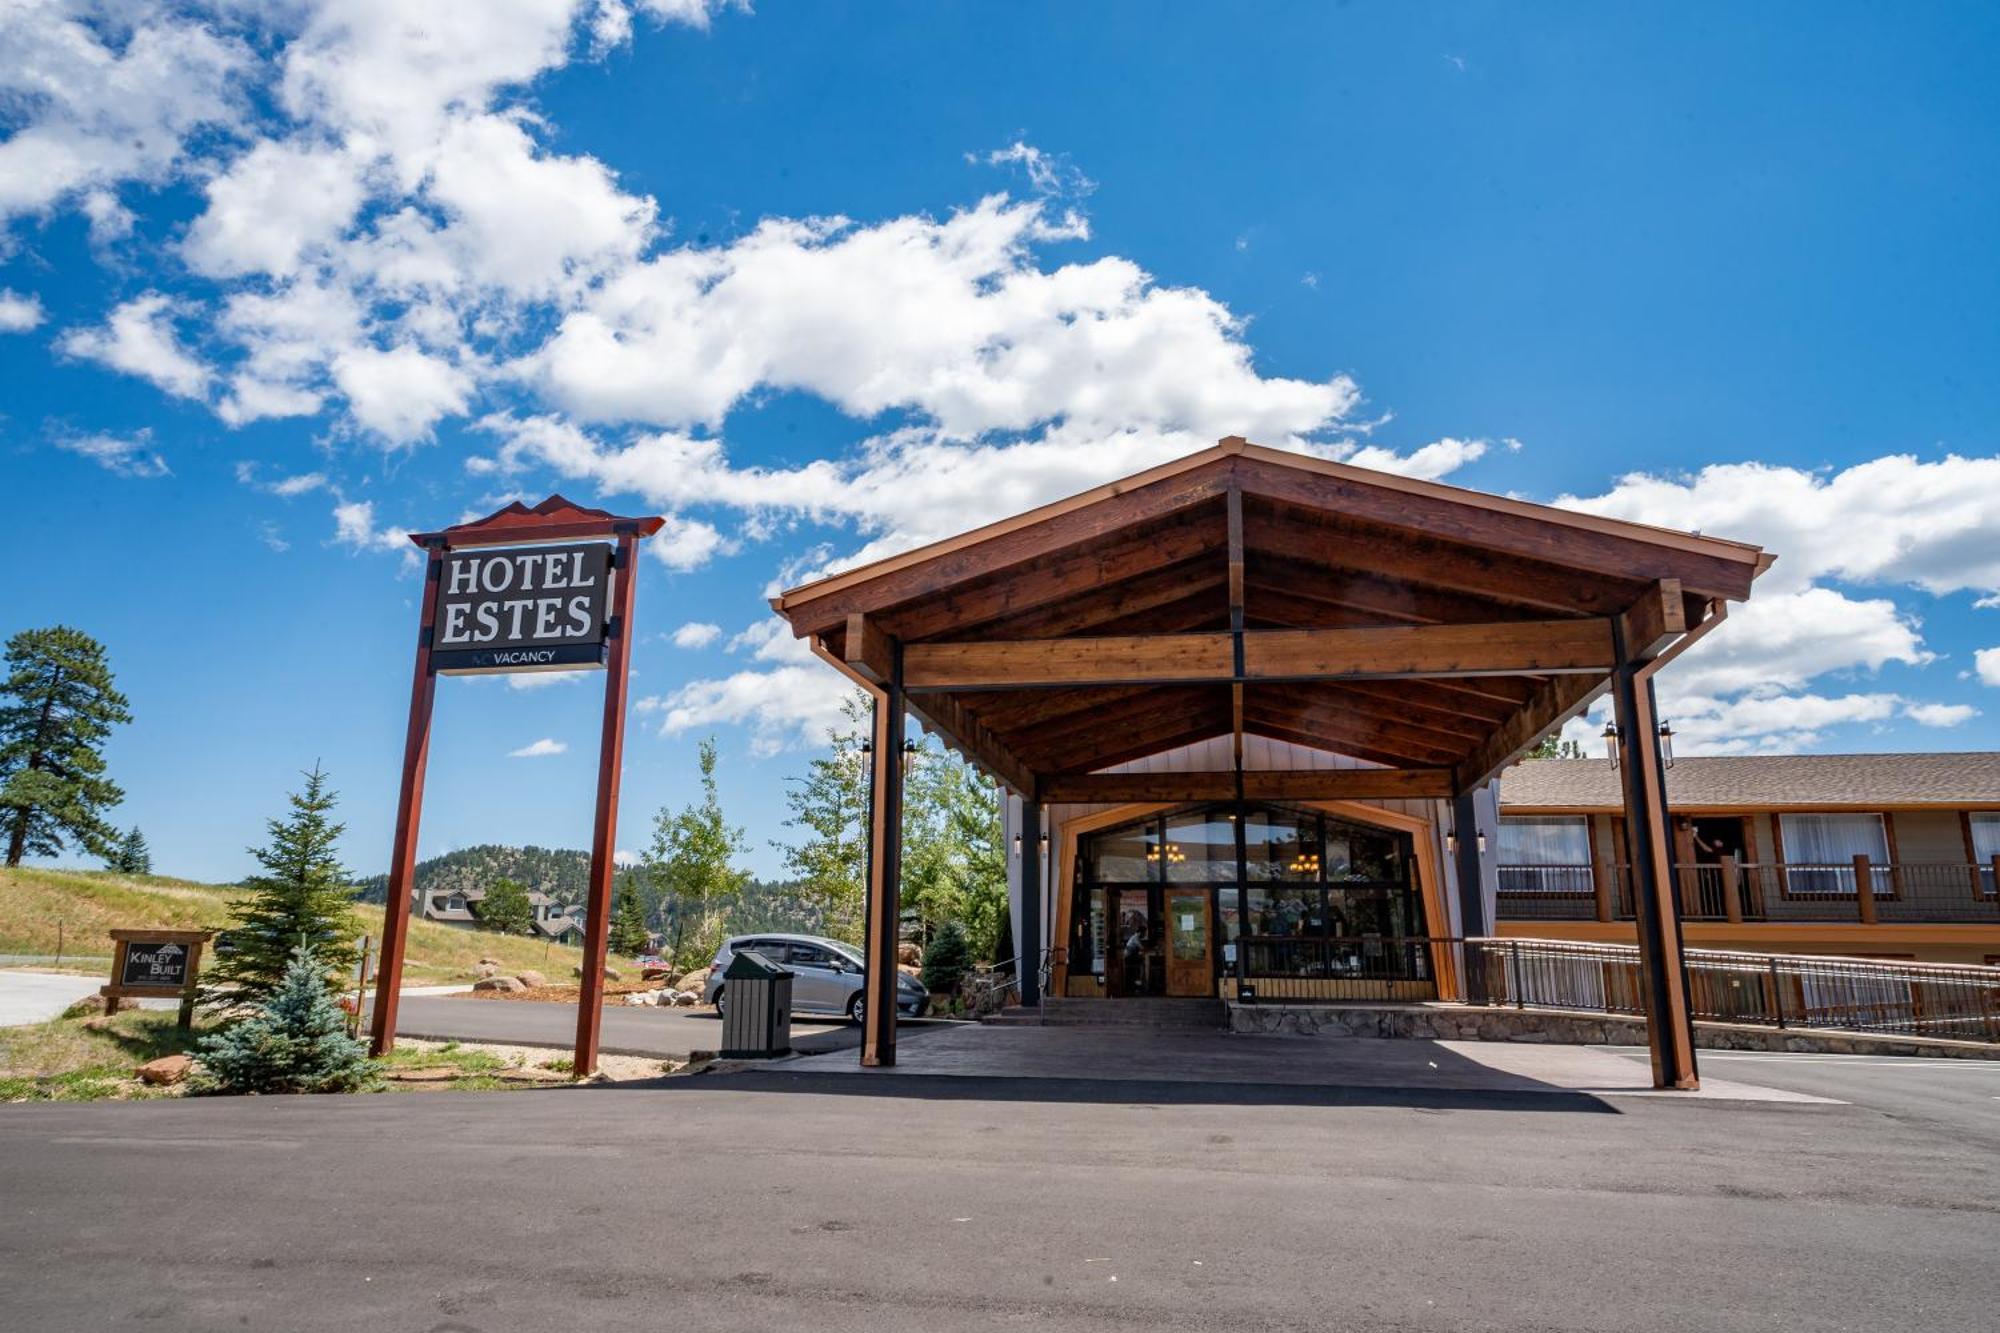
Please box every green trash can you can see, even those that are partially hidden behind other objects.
[719,949,794,1058]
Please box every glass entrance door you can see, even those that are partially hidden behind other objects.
[1108,888,1159,997]
[1164,888,1213,997]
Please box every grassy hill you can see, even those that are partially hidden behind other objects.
[0,867,587,986]
[354,844,603,906]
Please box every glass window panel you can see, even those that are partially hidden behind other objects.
[1162,810,1238,882]
[1326,820,1398,882]
[1780,814,1890,896]
[1245,886,1317,937]
[1496,816,1594,893]
[1089,820,1158,882]
[1973,814,2000,897]
[1243,810,1318,881]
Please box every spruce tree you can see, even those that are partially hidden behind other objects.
[773,691,871,941]
[921,920,973,995]
[105,825,152,875]
[641,738,751,968]
[196,946,378,1094]
[474,877,535,935]
[1,626,132,867]
[607,882,650,956]
[204,766,360,1008]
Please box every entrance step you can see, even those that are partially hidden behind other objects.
[1036,997,1226,1031]
[978,1007,1044,1027]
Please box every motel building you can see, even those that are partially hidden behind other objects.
[772,437,1787,1090]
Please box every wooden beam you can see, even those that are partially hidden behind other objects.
[903,620,1615,691]
[1243,620,1614,679]
[785,469,1231,636]
[1239,454,1760,601]
[841,613,894,685]
[905,692,1037,797]
[905,632,1235,691]
[1614,579,1687,663]
[1451,674,1609,794]
[1039,768,1454,804]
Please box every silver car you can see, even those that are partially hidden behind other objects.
[703,933,929,1024]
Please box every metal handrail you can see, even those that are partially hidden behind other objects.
[1470,936,2000,1043]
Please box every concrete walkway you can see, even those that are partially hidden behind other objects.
[784,1023,1836,1104]
[0,970,177,1025]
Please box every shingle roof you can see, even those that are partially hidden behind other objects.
[1498,753,2000,810]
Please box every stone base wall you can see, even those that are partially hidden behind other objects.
[1225,1002,2000,1061]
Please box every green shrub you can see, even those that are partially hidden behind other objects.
[920,921,972,994]
[196,946,377,1094]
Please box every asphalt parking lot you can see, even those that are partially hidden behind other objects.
[2,1028,1996,1332]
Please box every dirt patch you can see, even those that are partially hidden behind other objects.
[392,1038,681,1083]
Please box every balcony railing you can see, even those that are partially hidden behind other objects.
[1471,937,2000,1043]
[1496,856,2000,925]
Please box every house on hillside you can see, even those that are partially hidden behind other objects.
[416,884,583,943]
[1494,753,2000,966]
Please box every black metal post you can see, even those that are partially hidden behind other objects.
[1019,800,1043,1007]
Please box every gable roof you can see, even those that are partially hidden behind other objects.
[770,439,1772,795]
[1499,753,2000,810]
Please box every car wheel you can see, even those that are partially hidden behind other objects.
[712,986,726,1019]
[847,992,865,1026]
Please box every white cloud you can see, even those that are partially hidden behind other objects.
[0,288,44,332]
[509,737,568,758]
[1904,701,1977,728]
[0,4,252,219]
[671,621,722,648]
[57,293,212,399]
[976,141,1095,197]
[331,345,472,443]
[183,138,368,279]
[331,498,412,552]
[55,429,170,479]
[640,664,853,756]
[1977,648,2000,689]
[652,514,733,571]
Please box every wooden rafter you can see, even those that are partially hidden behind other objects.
[1039,768,1455,803]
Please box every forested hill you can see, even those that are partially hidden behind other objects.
[355,844,594,905]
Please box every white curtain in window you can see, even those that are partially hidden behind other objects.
[1780,814,1890,895]
[1497,817,1592,893]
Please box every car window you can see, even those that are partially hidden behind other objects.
[787,943,834,967]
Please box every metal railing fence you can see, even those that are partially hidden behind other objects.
[1470,936,2000,1043]
[1495,857,2000,924]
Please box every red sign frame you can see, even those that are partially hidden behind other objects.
[367,495,664,1076]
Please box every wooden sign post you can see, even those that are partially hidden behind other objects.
[102,928,212,1031]
[365,496,663,1077]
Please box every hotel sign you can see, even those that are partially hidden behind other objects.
[432,542,613,675]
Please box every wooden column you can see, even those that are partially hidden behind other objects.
[368,542,444,1057]
[861,641,907,1066]
[1719,853,1743,924]
[1610,647,1699,1091]
[1853,854,1878,926]
[1453,791,1490,1004]
[573,528,641,1077]
[1019,800,1043,1007]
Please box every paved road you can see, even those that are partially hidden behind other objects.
[0,969,176,1024]
[382,993,863,1058]
[2,1044,1996,1331]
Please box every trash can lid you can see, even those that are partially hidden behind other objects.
[725,949,794,980]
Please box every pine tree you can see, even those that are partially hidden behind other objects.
[474,877,535,935]
[774,691,871,942]
[104,825,152,875]
[196,945,377,1094]
[921,920,973,995]
[203,766,360,1008]
[642,738,751,969]
[1527,734,1588,760]
[902,739,1007,958]
[1,626,132,867]
[607,882,650,957]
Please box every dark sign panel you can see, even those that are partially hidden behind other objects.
[432,542,613,675]
[121,941,191,990]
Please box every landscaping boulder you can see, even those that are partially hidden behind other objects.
[473,976,525,993]
[604,966,622,981]
[478,957,501,966]
[897,942,920,967]
[136,1054,194,1086]
[678,967,711,994]
[61,995,109,1019]
[514,970,547,989]
[474,962,499,979]
[668,989,699,1007]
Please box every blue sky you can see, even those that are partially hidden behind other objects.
[4,1,1999,883]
